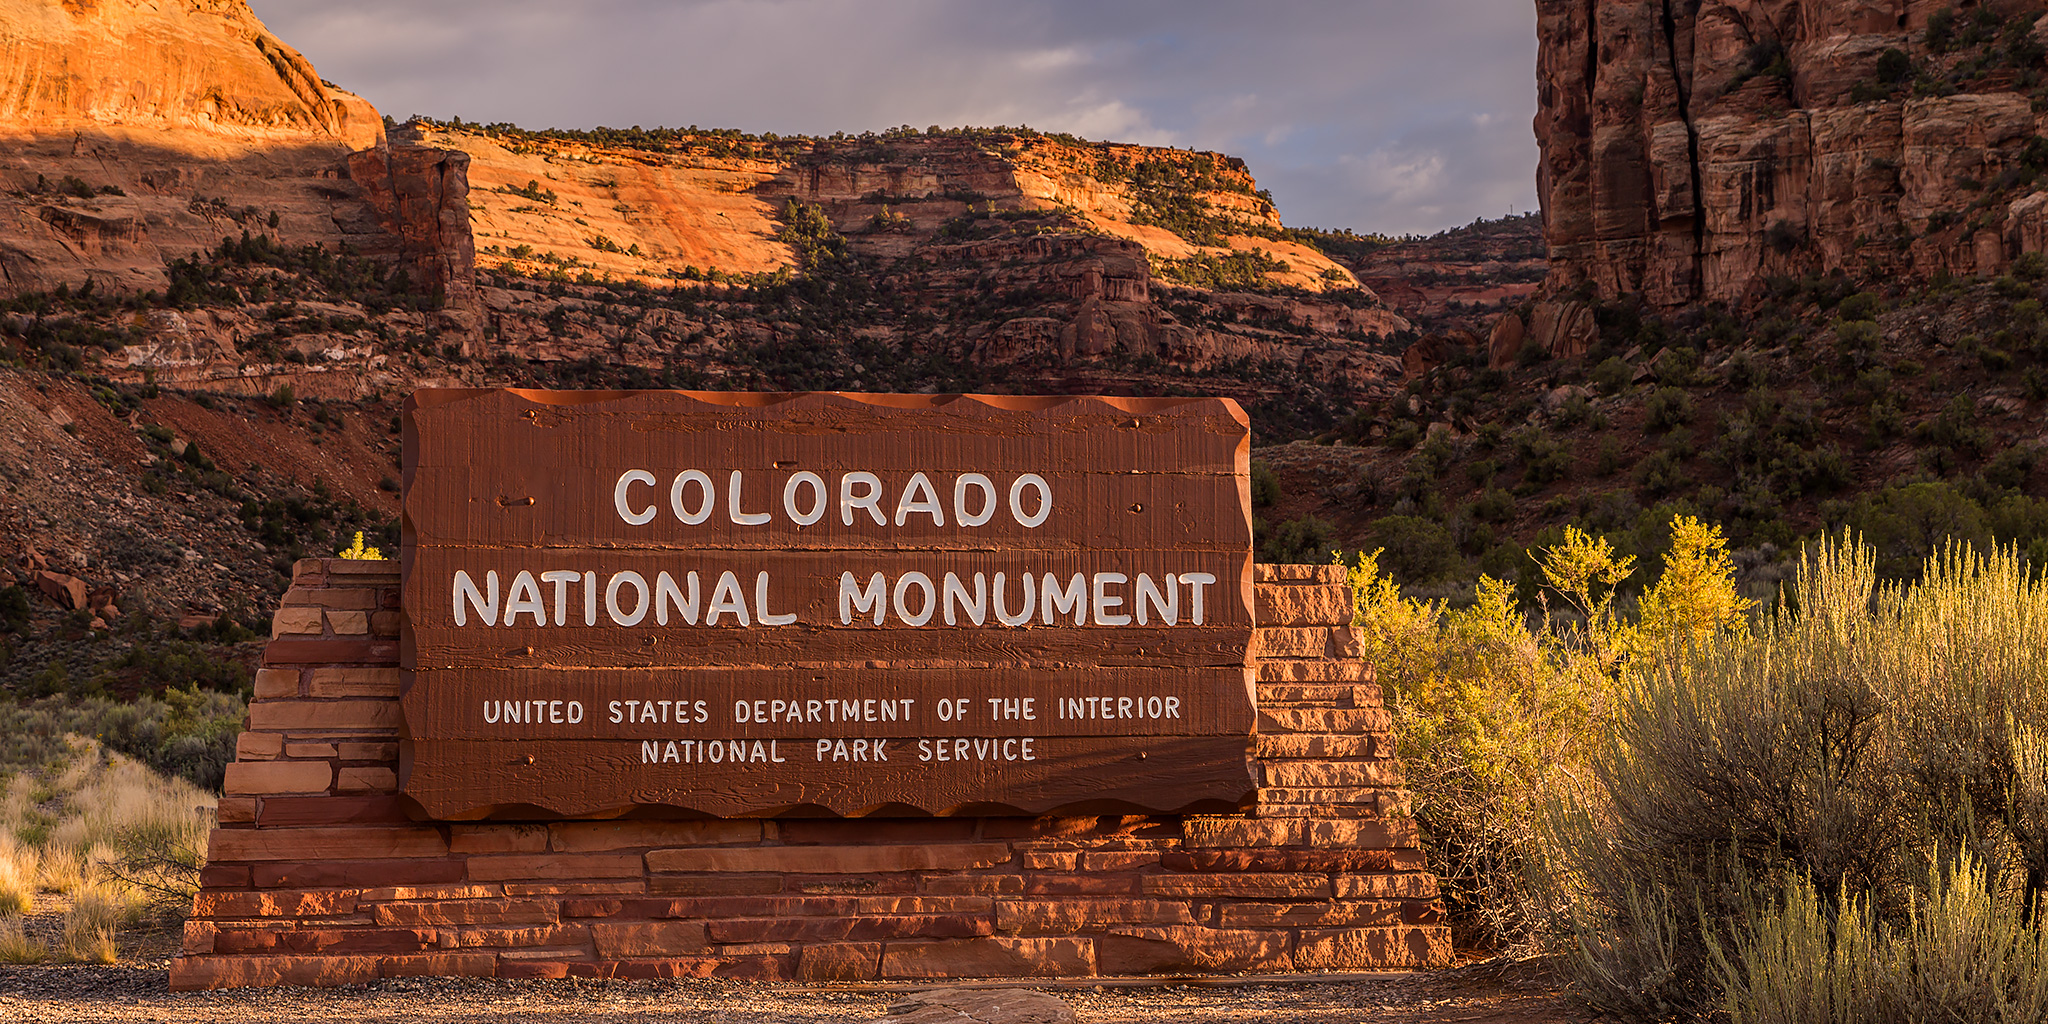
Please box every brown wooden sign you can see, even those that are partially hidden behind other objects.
[400,389,1253,819]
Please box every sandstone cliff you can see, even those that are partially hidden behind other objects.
[415,121,1410,397]
[0,1,491,333]
[1537,0,2048,306]
[0,0,378,144]
[0,0,384,292]
[425,125,1366,294]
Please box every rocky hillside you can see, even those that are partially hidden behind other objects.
[0,0,1471,701]
[1347,213,1546,336]
[1537,0,2048,306]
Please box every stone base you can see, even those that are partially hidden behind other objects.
[171,561,1449,990]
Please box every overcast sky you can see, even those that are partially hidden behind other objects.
[249,0,1538,237]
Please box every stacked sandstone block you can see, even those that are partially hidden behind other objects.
[170,560,1447,990]
[1252,565,1406,820]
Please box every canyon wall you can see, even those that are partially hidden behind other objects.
[1537,0,2048,306]
[429,123,1410,390]
[431,127,1363,294]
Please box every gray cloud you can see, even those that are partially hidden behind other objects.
[251,0,1537,235]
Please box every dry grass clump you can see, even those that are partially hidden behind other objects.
[0,735,214,963]
[0,917,44,964]
[59,884,127,964]
[0,837,34,916]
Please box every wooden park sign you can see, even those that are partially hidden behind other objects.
[400,389,1255,819]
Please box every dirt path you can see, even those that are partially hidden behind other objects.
[0,961,1570,1024]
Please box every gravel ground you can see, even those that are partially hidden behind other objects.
[0,961,1569,1023]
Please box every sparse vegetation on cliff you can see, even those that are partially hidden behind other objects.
[1149,249,1290,290]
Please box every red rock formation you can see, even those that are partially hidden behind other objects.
[0,1,507,312]
[0,0,378,145]
[1487,313,1525,368]
[346,145,482,339]
[1526,301,1596,360]
[1537,0,2048,306]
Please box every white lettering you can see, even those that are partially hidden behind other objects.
[894,472,945,526]
[783,471,827,526]
[655,571,700,625]
[605,572,650,626]
[840,572,886,625]
[1137,573,1178,626]
[1181,572,1217,625]
[614,470,658,525]
[756,571,797,626]
[705,571,750,626]
[503,571,546,626]
[1010,473,1051,528]
[954,473,996,527]
[727,469,771,525]
[993,572,1035,627]
[942,572,987,626]
[840,471,885,526]
[453,570,498,627]
[1043,572,1086,625]
[894,572,936,626]
[541,569,579,626]
[670,470,714,524]
[1093,572,1131,626]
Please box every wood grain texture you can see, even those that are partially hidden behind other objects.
[402,666,1256,740]
[404,625,1251,672]
[400,735,1256,820]
[401,390,1254,819]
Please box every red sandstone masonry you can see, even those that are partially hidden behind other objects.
[170,560,1448,989]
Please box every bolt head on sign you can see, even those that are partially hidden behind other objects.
[400,389,1255,820]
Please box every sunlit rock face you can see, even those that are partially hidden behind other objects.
[1536,0,2048,306]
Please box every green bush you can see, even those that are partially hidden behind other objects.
[1472,487,1516,523]
[0,586,29,636]
[1353,516,1749,950]
[1644,387,1694,432]
[1384,420,1421,451]
[1593,357,1633,395]
[1836,290,1883,321]
[1513,427,1574,486]
[1834,319,1882,350]
[1366,516,1459,583]
[0,690,245,791]
[1636,450,1690,498]
[1915,394,1991,459]
[1835,480,1990,577]
[1655,347,1702,388]
[1710,853,2048,1024]
[1250,460,1280,507]
[1257,515,1336,565]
